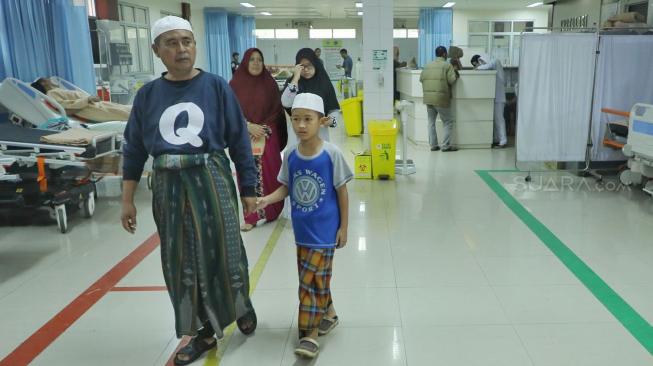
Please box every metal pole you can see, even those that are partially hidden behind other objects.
[581,30,603,182]
[395,100,416,175]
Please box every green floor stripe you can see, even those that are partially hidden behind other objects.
[476,170,653,355]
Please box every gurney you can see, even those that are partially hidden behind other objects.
[0,123,117,232]
[619,103,653,196]
[0,120,119,159]
[0,77,128,134]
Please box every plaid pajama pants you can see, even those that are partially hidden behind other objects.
[296,246,335,335]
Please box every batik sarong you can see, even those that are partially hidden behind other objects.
[151,152,253,338]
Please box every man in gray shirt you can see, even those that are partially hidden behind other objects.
[337,49,353,78]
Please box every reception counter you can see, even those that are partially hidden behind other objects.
[397,68,496,148]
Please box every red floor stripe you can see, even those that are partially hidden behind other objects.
[111,286,167,292]
[0,233,160,366]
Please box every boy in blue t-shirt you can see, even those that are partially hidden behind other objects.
[257,93,352,359]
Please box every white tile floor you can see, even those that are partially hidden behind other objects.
[1,126,653,366]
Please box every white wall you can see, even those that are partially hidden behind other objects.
[452,8,550,47]
[255,18,420,75]
[551,0,602,28]
[362,0,394,123]
[128,2,552,78]
[394,38,418,67]
[254,19,363,68]
[189,6,208,73]
[126,0,208,76]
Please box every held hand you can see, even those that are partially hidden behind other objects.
[256,196,270,210]
[121,202,137,234]
[241,197,257,215]
[335,228,348,249]
[256,196,270,211]
[247,122,266,140]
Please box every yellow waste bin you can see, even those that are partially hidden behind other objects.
[368,119,398,180]
[341,97,363,136]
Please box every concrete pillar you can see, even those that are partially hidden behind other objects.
[362,0,394,129]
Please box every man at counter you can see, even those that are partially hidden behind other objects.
[393,46,407,101]
[471,54,507,148]
[420,46,459,152]
[336,49,353,78]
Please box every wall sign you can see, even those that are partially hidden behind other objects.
[560,14,590,29]
[372,49,388,70]
[323,40,344,80]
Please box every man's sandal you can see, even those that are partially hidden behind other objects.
[173,336,217,366]
[294,337,319,358]
[318,316,339,336]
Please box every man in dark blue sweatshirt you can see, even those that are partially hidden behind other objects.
[120,16,258,366]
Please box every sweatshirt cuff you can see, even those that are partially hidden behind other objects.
[240,186,256,197]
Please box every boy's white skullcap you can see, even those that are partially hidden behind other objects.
[152,16,193,42]
[291,93,324,115]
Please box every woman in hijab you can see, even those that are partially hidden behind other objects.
[281,48,340,141]
[230,48,287,232]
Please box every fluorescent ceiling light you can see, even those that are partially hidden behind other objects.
[240,2,255,8]
[357,11,363,16]
[443,2,455,7]
[527,1,543,7]
[261,11,272,15]
[355,2,363,8]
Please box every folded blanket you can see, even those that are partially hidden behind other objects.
[40,129,109,146]
[609,12,645,23]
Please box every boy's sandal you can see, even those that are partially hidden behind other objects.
[173,336,217,366]
[294,337,320,358]
[237,310,257,335]
[318,316,339,336]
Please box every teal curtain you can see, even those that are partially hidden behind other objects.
[204,8,231,79]
[228,15,256,59]
[418,8,453,68]
[0,0,95,94]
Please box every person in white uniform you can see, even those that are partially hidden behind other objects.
[471,54,507,148]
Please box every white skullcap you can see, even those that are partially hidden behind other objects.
[152,16,193,42]
[291,93,325,115]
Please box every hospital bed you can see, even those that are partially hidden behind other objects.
[601,108,630,150]
[0,77,127,134]
[619,103,653,195]
[0,123,117,232]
